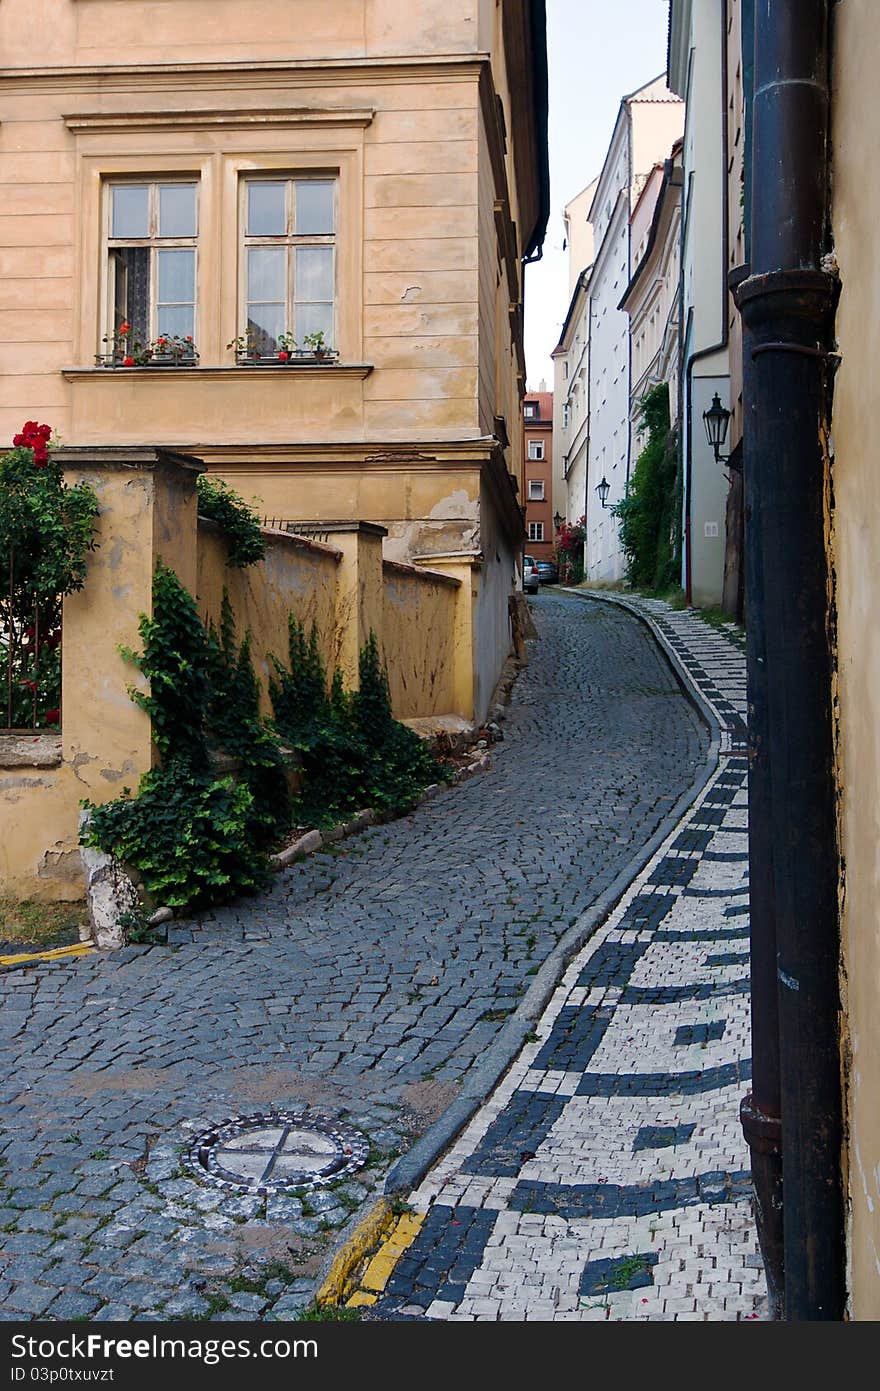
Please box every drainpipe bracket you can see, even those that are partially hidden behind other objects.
[740,1092,782,1157]
[733,267,839,337]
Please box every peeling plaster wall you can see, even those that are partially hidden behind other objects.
[830,0,880,1318]
[196,522,342,715]
[381,563,458,717]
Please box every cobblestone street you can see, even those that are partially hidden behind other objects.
[356,594,762,1321]
[1,590,710,1321]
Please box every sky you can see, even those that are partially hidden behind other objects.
[524,0,673,389]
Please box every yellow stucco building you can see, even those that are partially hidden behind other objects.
[0,0,549,724]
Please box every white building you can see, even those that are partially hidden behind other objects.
[668,0,731,607]
[620,139,684,473]
[552,180,596,537]
[582,76,684,582]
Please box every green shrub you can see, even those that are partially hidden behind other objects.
[206,591,290,844]
[0,423,98,727]
[270,622,446,828]
[82,563,282,911]
[85,760,270,909]
[196,475,266,568]
[611,383,681,592]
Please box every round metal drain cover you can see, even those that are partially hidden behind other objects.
[185,1112,369,1195]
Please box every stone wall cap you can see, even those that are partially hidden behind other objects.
[383,559,460,588]
[0,733,62,768]
[55,445,205,474]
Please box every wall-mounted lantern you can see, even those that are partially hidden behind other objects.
[702,393,741,471]
[596,476,611,509]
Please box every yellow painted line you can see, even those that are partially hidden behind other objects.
[316,1198,395,1307]
[0,942,93,967]
[342,1209,426,1304]
[360,1249,398,1293]
[345,1291,377,1308]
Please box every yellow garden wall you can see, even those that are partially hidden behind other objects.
[381,561,458,718]
[196,521,342,716]
[830,0,880,1320]
[0,449,469,904]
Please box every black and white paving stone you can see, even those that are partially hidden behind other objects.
[370,595,765,1322]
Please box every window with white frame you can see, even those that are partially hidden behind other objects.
[241,177,336,355]
[528,479,545,501]
[523,402,537,419]
[105,180,198,352]
[527,439,544,461]
[528,521,544,542]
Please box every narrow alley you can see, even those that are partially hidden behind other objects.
[0,591,729,1322]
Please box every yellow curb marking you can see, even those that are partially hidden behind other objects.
[344,1210,425,1306]
[0,942,93,968]
[316,1197,395,1307]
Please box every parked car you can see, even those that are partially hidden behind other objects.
[523,554,540,595]
[537,558,558,584]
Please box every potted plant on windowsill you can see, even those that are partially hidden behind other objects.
[300,330,337,363]
[227,331,293,366]
[96,323,198,368]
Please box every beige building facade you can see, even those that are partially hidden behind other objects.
[0,0,549,725]
[829,0,880,1322]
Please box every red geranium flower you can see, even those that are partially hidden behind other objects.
[277,351,289,362]
[43,709,60,725]
[123,356,135,367]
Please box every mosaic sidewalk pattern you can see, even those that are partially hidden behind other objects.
[365,600,765,1321]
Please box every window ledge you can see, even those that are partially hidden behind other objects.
[62,364,374,380]
[0,733,62,769]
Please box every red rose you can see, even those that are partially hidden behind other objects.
[123,356,135,367]
[43,709,60,725]
[277,351,289,362]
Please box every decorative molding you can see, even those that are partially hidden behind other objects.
[61,364,374,380]
[2,54,487,94]
[63,107,374,134]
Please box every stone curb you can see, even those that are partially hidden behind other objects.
[382,591,723,1197]
[314,1197,395,1307]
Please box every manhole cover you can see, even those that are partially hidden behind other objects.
[184,1112,369,1195]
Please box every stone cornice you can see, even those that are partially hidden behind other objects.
[0,54,487,95]
[63,107,375,133]
[188,437,505,469]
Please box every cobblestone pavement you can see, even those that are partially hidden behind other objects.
[356,594,766,1322]
[0,591,707,1322]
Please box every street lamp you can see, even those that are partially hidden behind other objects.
[702,393,741,471]
[596,476,610,509]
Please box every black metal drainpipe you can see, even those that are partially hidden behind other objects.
[734,0,845,1320]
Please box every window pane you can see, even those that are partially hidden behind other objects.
[246,304,285,355]
[156,305,194,340]
[157,248,195,304]
[248,182,286,235]
[295,246,333,302]
[295,181,334,234]
[296,302,333,344]
[112,247,150,344]
[159,183,197,238]
[112,185,149,239]
[247,246,286,301]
